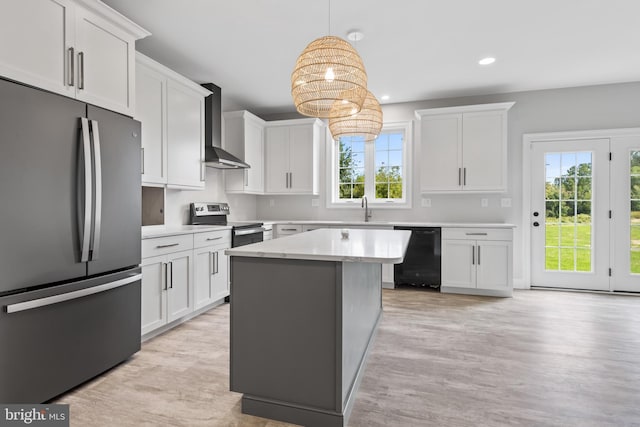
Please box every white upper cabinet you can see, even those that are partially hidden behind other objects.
[416,102,514,193]
[136,60,166,184]
[0,0,149,117]
[135,53,211,189]
[264,118,323,195]
[224,111,266,194]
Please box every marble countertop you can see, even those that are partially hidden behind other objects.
[225,228,411,263]
[142,225,231,239]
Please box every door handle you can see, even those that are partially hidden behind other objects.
[80,118,92,263]
[67,47,75,86]
[6,274,142,314]
[477,245,481,265]
[471,245,475,265]
[163,263,168,290]
[78,51,85,90]
[89,120,102,261]
[168,261,174,289]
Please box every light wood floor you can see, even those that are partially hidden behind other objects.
[56,289,640,426]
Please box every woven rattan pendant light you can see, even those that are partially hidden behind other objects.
[329,90,383,142]
[291,35,368,118]
[291,0,368,118]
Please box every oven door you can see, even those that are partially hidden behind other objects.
[232,227,264,247]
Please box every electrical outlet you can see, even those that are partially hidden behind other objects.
[481,198,489,208]
[269,199,275,207]
[311,198,319,207]
[421,198,432,207]
[501,198,512,208]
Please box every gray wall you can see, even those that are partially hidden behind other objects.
[255,81,640,286]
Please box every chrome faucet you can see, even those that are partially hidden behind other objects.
[361,196,372,222]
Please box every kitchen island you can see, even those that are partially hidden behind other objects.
[225,228,411,427]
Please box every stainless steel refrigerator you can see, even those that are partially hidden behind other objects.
[0,78,142,403]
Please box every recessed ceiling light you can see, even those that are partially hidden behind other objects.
[381,95,390,101]
[478,57,496,65]
[347,30,364,42]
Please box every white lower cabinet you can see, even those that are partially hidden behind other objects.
[193,230,231,310]
[441,228,513,296]
[141,229,231,337]
[141,248,193,336]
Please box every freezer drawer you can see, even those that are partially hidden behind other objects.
[0,268,141,403]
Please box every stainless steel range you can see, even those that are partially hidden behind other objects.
[189,202,264,247]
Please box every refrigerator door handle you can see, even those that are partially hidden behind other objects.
[90,119,102,260]
[5,274,142,314]
[80,118,93,263]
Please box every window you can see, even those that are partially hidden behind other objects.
[329,122,412,207]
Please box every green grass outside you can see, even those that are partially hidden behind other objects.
[545,221,640,273]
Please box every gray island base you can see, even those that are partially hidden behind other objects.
[227,229,411,427]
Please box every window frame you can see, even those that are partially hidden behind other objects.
[326,121,413,209]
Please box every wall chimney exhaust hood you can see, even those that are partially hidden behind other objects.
[201,83,250,169]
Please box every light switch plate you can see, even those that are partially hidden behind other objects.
[481,198,489,208]
[311,198,320,207]
[421,198,432,207]
[501,198,512,208]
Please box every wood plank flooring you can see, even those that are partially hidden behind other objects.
[55,289,640,426]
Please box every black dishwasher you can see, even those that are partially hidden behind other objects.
[394,227,441,289]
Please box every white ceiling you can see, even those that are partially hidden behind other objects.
[104,0,640,116]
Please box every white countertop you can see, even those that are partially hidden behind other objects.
[225,228,411,263]
[142,225,231,239]
[248,220,515,228]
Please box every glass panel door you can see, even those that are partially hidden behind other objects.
[531,139,610,290]
[612,139,640,292]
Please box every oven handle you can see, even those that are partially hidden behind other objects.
[233,227,265,236]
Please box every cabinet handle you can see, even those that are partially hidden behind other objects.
[463,168,467,186]
[169,261,173,289]
[206,236,223,241]
[156,243,179,249]
[477,245,481,265]
[163,263,168,290]
[285,172,289,188]
[458,168,461,186]
[289,172,293,188]
[465,232,488,236]
[244,169,249,187]
[201,163,205,182]
[210,252,215,275]
[214,251,219,274]
[78,51,85,90]
[471,245,475,265]
[141,148,145,174]
[67,47,74,86]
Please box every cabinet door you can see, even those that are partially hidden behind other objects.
[74,6,135,116]
[441,240,476,288]
[420,114,462,192]
[141,255,167,335]
[211,249,230,301]
[265,126,290,193]
[136,62,167,184]
[0,0,75,97]
[476,240,512,290]
[166,249,193,323]
[288,125,315,193]
[245,119,264,193]
[462,111,506,191]
[166,79,205,189]
[193,247,214,310]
